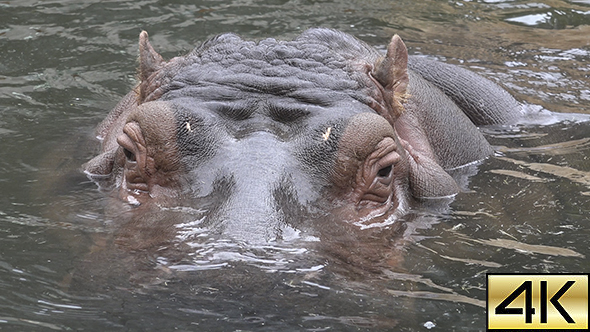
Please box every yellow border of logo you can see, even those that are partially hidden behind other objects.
[487,273,588,330]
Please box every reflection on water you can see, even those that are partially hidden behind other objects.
[1,0,589,330]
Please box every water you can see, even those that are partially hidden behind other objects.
[1,0,589,330]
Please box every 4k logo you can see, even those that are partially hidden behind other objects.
[487,274,588,330]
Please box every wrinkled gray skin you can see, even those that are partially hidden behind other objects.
[85,28,522,242]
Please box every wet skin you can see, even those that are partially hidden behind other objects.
[84,28,523,242]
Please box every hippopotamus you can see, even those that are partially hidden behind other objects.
[84,28,523,241]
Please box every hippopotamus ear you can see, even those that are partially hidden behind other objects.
[138,31,164,82]
[137,31,165,102]
[372,35,409,121]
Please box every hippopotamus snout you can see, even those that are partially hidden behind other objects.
[195,131,315,242]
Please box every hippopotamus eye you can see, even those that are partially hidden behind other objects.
[123,147,136,162]
[377,165,392,178]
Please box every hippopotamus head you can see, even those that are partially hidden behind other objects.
[85,28,497,242]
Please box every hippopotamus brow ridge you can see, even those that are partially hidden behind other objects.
[156,30,384,106]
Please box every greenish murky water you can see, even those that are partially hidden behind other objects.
[1,0,589,331]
